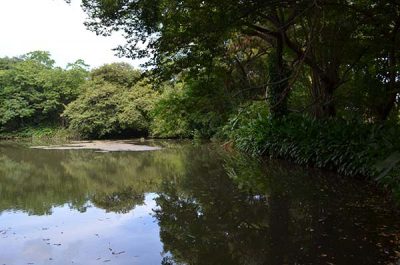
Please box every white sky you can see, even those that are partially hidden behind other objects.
[0,0,143,69]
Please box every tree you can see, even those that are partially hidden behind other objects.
[22,51,55,68]
[63,63,157,138]
[90,62,141,87]
[151,69,234,138]
[0,52,88,131]
[76,0,399,120]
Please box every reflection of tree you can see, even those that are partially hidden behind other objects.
[1,142,399,263]
[155,150,273,265]
[0,142,187,215]
[155,151,400,265]
[92,187,145,214]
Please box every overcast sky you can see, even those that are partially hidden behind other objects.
[0,0,142,68]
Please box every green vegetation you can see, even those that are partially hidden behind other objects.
[0,51,88,135]
[63,63,157,138]
[224,104,400,198]
[151,71,233,138]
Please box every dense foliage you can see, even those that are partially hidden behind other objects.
[78,0,399,120]
[0,51,88,133]
[151,71,233,138]
[63,63,157,138]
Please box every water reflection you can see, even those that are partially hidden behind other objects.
[0,141,399,264]
[0,141,183,215]
[155,153,400,264]
[1,194,161,265]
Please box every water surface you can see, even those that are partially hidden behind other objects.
[0,140,399,264]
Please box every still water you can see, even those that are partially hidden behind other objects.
[0,140,399,265]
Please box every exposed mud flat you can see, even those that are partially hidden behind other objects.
[31,140,162,152]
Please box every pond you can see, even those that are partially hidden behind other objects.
[0,140,399,265]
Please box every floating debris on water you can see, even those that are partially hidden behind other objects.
[31,140,162,152]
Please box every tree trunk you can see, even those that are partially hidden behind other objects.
[310,69,336,119]
[376,47,399,121]
[267,36,291,118]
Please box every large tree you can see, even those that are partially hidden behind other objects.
[0,51,88,131]
[75,0,400,119]
[63,63,157,138]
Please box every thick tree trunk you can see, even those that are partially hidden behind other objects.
[267,36,291,118]
[310,69,336,119]
[376,48,399,121]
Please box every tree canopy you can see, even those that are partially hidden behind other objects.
[0,51,88,131]
[77,0,400,120]
[63,63,157,138]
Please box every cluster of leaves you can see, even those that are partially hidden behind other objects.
[224,102,400,195]
[151,71,233,139]
[63,63,157,138]
[0,51,88,132]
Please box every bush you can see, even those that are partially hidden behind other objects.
[221,101,270,153]
[224,102,400,196]
[0,125,80,140]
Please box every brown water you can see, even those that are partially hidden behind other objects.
[0,140,399,265]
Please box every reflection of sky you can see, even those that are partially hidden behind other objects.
[0,193,163,265]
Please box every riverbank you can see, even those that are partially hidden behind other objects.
[0,126,81,141]
[223,110,400,201]
[3,116,400,202]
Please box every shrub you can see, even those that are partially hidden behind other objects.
[224,101,400,196]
